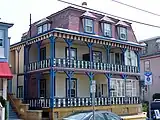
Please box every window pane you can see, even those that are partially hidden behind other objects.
[43,24,48,32]
[66,48,77,60]
[93,51,102,62]
[85,19,93,33]
[0,30,4,47]
[119,27,127,40]
[104,23,111,37]
[38,26,42,34]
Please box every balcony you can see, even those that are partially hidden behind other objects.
[26,58,139,73]
[24,97,140,109]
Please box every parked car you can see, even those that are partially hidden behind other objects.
[63,110,123,120]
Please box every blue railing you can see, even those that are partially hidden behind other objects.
[23,97,140,109]
[25,58,138,73]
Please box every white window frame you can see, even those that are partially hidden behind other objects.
[111,78,138,97]
[85,19,93,33]
[43,24,48,32]
[0,30,4,47]
[38,26,42,34]
[119,27,127,40]
[110,79,125,97]
[103,23,111,37]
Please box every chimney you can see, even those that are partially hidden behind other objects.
[82,1,87,7]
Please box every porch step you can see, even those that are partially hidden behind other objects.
[9,103,19,119]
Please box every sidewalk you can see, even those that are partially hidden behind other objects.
[121,112,147,120]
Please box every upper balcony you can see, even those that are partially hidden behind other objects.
[25,36,139,75]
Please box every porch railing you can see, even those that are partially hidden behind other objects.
[24,97,140,109]
[26,58,138,73]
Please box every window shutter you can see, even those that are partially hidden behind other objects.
[124,50,129,65]
[110,53,115,64]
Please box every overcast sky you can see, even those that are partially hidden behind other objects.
[1,0,160,44]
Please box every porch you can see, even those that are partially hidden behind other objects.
[22,72,141,110]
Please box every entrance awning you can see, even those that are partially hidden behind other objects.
[0,62,12,79]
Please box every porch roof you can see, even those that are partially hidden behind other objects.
[10,27,143,51]
[0,62,12,79]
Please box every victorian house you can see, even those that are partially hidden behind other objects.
[9,6,143,120]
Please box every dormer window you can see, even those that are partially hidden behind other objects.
[119,27,127,40]
[37,23,51,34]
[116,21,129,40]
[100,16,114,37]
[85,19,94,33]
[81,11,97,34]
[103,23,112,37]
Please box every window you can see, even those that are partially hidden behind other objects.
[40,47,46,61]
[144,60,150,72]
[110,79,125,97]
[66,78,77,97]
[125,49,137,66]
[103,23,112,37]
[104,113,120,120]
[17,86,23,98]
[0,30,4,47]
[110,79,137,97]
[37,23,51,34]
[43,24,48,32]
[110,52,122,64]
[119,27,127,40]
[93,51,102,62]
[40,79,46,97]
[38,26,42,34]
[157,43,160,51]
[66,47,77,60]
[90,114,105,120]
[85,19,94,33]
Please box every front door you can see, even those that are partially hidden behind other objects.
[40,79,46,98]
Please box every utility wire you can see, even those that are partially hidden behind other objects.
[57,0,160,29]
[112,0,160,17]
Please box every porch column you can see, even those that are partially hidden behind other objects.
[121,48,127,65]
[36,41,42,98]
[122,74,128,103]
[2,79,7,100]
[135,51,140,73]
[16,47,21,97]
[104,73,112,100]
[24,45,31,99]
[86,42,93,68]
[104,45,111,63]
[49,35,56,120]
[65,71,74,98]
[86,72,95,97]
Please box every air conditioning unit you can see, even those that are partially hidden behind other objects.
[120,33,126,40]
[104,30,111,37]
